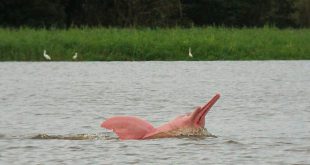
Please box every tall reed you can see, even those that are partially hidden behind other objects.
[0,27,309,61]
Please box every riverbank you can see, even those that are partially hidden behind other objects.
[0,27,309,61]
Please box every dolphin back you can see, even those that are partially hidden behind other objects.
[101,116,155,140]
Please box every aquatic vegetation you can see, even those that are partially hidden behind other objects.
[0,27,309,61]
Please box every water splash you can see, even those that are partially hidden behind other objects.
[29,129,216,141]
[171,127,217,137]
[30,133,115,140]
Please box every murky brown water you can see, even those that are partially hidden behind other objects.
[0,61,309,164]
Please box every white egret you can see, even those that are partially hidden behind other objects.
[43,50,51,60]
[72,52,78,60]
[188,47,193,58]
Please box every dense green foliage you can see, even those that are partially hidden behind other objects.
[0,0,309,28]
[0,27,309,61]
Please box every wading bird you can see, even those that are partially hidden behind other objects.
[73,52,78,60]
[189,47,193,58]
[43,50,51,60]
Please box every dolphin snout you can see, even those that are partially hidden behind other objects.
[192,94,220,127]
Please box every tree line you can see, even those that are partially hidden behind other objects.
[0,0,309,28]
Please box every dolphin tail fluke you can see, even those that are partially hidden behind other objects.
[101,116,155,140]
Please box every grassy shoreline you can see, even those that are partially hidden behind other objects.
[0,27,309,61]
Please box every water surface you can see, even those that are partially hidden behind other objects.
[0,61,309,164]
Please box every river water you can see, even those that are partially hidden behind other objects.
[0,61,309,164]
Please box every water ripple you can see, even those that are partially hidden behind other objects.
[0,61,309,164]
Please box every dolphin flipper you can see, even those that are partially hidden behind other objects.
[101,116,155,140]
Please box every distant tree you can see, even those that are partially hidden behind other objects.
[267,0,296,27]
[220,0,273,27]
[182,0,272,27]
[63,0,114,27]
[0,0,66,28]
[111,0,181,27]
[181,0,296,27]
[0,0,303,28]
[294,0,310,27]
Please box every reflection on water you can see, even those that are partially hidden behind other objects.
[0,61,309,164]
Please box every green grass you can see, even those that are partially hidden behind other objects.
[0,27,309,61]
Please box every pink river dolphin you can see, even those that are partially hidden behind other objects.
[101,93,220,140]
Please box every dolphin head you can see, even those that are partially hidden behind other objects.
[144,94,221,139]
[168,94,220,129]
